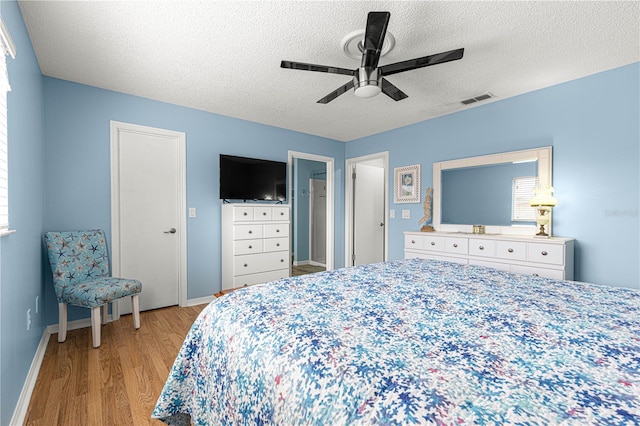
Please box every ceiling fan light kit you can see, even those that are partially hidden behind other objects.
[281,11,464,104]
[354,67,382,98]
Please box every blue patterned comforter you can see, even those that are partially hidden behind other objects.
[153,259,640,425]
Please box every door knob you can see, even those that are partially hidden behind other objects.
[164,228,177,234]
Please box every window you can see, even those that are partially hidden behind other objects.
[0,18,15,233]
[512,176,537,222]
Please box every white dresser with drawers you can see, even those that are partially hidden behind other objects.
[404,231,574,280]
[222,204,290,290]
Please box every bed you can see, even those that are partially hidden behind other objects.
[152,258,640,425]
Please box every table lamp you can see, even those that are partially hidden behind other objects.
[529,186,557,237]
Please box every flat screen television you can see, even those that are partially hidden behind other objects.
[219,154,287,201]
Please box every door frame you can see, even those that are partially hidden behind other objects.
[288,151,334,271]
[308,177,326,267]
[345,152,389,267]
[110,120,187,320]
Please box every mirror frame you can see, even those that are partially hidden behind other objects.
[433,146,552,236]
[288,151,335,271]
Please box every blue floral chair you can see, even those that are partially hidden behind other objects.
[44,229,142,348]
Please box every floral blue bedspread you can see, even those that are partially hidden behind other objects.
[152,259,640,425]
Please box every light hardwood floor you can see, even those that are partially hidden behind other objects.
[24,304,206,426]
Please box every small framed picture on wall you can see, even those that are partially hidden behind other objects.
[394,164,421,203]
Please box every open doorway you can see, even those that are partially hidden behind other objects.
[345,152,389,267]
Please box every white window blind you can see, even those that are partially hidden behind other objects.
[512,176,538,222]
[0,18,15,232]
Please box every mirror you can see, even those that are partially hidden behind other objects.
[433,146,552,235]
[288,151,335,275]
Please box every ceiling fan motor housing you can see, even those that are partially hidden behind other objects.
[354,67,382,98]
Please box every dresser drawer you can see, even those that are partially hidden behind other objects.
[511,264,564,280]
[264,237,288,252]
[423,235,445,252]
[272,207,290,221]
[469,239,496,258]
[233,206,254,221]
[405,234,424,250]
[233,239,263,255]
[234,224,263,240]
[444,237,468,255]
[232,268,289,288]
[469,259,510,272]
[495,241,527,261]
[254,207,272,220]
[528,243,564,266]
[264,223,289,238]
[234,251,289,276]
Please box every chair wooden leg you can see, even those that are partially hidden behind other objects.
[91,306,101,348]
[132,294,141,329]
[102,303,109,325]
[58,303,68,343]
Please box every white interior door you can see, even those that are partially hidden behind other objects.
[353,163,385,266]
[111,121,186,314]
[309,178,326,265]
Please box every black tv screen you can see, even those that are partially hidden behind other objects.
[220,154,287,201]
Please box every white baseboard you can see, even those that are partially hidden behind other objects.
[309,260,326,268]
[10,328,50,426]
[186,295,215,306]
[46,315,110,335]
[293,260,310,266]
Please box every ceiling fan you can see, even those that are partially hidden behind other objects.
[281,11,464,104]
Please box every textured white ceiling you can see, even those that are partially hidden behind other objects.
[18,1,640,142]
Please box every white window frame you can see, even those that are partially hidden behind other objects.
[0,18,15,236]
[512,176,538,222]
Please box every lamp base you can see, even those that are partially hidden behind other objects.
[535,224,550,238]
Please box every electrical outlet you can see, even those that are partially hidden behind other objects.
[389,209,395,219]
[27,309,31,331]
[402,209,411,219]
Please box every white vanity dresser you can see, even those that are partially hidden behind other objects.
[410,146,575,280]
[404,232,574,280]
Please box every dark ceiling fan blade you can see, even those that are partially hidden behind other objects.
[361,11,390,69]
[281,60,354,76]
[381,78,408,101]
[379,48,464,76]
[317,80,355,104]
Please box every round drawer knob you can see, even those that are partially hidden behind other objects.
[453,243,458,248]
[243,263,248,267]
[280,212,284,216]
[430,241,436,246]
[508,248,514,253]
[248,245,252,249]
[248,230,252,234]
[280,259,284,262]
[533,273,539,277]
[479,246,484,250]
[541,251,548,256]
[276,229,280,233]
[263,212,267,215]
[243,283,248,287]
[243,212,248,216]
[411,240,416,244]
[276,243,280,247]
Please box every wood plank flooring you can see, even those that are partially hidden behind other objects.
[24,304,206,426]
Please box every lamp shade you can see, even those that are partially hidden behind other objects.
[529,186,558,207]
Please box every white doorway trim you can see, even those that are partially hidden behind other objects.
[110,121,187,320]
[288,151,334,271]
[345,152,389,267]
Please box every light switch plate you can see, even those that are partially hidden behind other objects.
[389,209,395,219]
[402,209,410,219]
[189,208,196,218]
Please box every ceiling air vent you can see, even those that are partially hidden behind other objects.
[461,93,494,105]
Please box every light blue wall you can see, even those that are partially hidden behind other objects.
[346,63,640,290]
[42,77,346,325]
[0,1,45,424]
